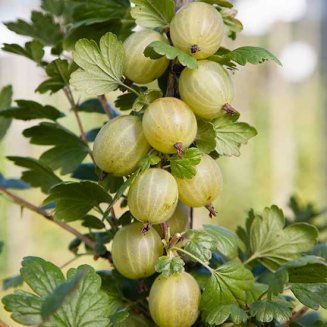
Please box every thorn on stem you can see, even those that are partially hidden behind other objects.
[205,203,217,218]
[141,222,152,233]
[223,103,239,116]
[174,142,184,158]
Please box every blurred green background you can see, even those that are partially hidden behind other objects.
[0,0,326,325]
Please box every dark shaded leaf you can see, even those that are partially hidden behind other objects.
[0,85,13,140]
[0,173,30,190]
[86,127,101,142]
[41,0,65,16]
[3,275,24,291]
[170,148,201,178]
[82,215,105,229]
[72,163,98,181]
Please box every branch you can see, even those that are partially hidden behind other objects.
[0,320,9,327]
[0,187,112,262]
[63,87,96,164]
[98,94,113,119]
[283,306,309,327]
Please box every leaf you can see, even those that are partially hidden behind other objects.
[170,148,202,179]
[0,100,64,121]
[0,241,3,254]
[309,243,327,261]
[200,261,254,325]
[36,59,77,94]
[184,230,216,263]
[7,157,62,193]
[41,266,88,320]
[41,0,65,16]
[131,0,175,28]
[2,275,23,291]
[2,40,45,64]
[144,41,198,69]
[71,32,125,95]
[195,120,216,153]
[115,92,139,111]
[245,283,268,304]
[210,46,282,68]
[23,122,90,175]
[4,11,63,46]
[200,0,233,8]
[82,215,106,230]
[44,181,111,221]
[0,85,13,140]
[79,98,104,114]
[249,205,319,271]
[203,225,240,258]
[99,174,124,194]
[212,113,257,157]
[70,0,131,27]
[2,290,43,325]
[2,257,112,326]
[220,8,243,40]
[72,163,98,182]
[250,299,293,323]
[132,90,163,112]
[0,173,30,190]
[155,256,185,277]
[291,283,327,310]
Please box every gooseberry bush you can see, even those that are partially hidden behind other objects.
[0,0,326,326]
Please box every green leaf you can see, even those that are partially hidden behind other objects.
[70,0,131,27]
[155,256,185,277]
[0,85,13,140]
[200,261,254,325]
[220,8,243,40]
[210,46,282,68]
[170,148,202,179]
[249,205,319,271]
[110,309,129,324]
[0,173,30,190]
[79,99,105,114]
[212,113,257,157]
[195,120,216,154]
[36,59,77,94]
[2,290,43,325]
[71,32,125,95]
[309,243,327,260]
[41,266,88,320]
[184,230,216,263]
[291,283,327,310]
[115,92,138,111]
[41,0,65,16]
[132,89,163,112]
[2,40,44,64]
[245,283,268,304]
[144,41,198,69]
[131,0,175,28]
[200,0,233,8]
[23,122,90,175]
[250,299,293,323]
[82,215,106,230]
[7,157,62,193]
[3,275,24,291]
[0,241,3,254]
[0,100,64,121]
[44,181,111,221]
[203,225,240,258]
[4,11,63,46]
[72,163,98,182]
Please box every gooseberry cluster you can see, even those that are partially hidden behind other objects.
[93,2,233,326]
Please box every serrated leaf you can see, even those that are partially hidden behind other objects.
[23,122,90,175]
[250,299,293,323]
[2,40,44,64]
[201,261,254,325]
[131,0,175,28]
[155,256,185,277]
[0,85,13,140]
[41,0,65,16]
[220,8,243,40]
[210,46,282,69]
[132,90,163,112]
[79,98,106,114]
[291,283,327,310]
[7,157,62,193]
[170,148,201,179]
[36,59,77,94]
[110,309,129,324]
[184,230,216,263]
[44,181,111,221]
[0,173,30,190]
[212,113,257,156]
[203,225,240,258]
[245,283,268,304]
[249,205,319,271]
[71,32,125,95]
[200,0,233,8]
[0,100,64,121]
[115,92,138,111]
[144,41,198,69]
[2,275,23,291]
[5,11,63,46]
[195,120,216,153]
